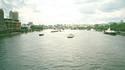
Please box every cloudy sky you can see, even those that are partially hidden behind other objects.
[0,0,125,24]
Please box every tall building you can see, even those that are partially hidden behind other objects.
[0,9,4,22]
[9,11,19,20]
[0,9,6,32]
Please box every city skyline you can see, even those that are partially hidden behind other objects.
[0,0,125,24]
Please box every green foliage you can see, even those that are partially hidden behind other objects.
[110,22,125,31]
[93,21,125,31]
[31,25,43,31]
[94,24,108,31]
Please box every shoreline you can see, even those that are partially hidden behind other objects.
[0,32,21,37]
[0,30,125,37]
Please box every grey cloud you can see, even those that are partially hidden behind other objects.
[78,3,98,14]
[80,7,96,14]
[75,0,125,14]
[74,0,102,15]
[0,0,40,13]
[100,0,125,12]
[74,0,101,4]
[101,17,124,23]
[1,0,25,9]
[33,9,41,13]
[83,0,101,3]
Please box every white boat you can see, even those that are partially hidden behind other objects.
[51,30,58,33]
[67,34,74,38]
[104,28,117,35]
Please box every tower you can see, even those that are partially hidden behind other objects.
[0,9,4,24]
[9,11,19,20]
[0,9,6,32]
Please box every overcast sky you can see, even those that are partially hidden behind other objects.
[0,0,125,24]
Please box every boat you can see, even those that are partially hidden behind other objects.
[51,30,58,33]
[67,34,74,38]
[104,28,117,35]
[39,34,44,36]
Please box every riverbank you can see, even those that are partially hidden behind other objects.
[119,31,125,36]
[0,32,21,37]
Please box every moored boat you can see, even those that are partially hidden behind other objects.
[39,34,44,36]
[51,30,58,33]
[104,28,117,35]
[67,34,74,38]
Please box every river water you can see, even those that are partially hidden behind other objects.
[0,30,125,70]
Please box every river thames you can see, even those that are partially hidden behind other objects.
[0,30,125,70]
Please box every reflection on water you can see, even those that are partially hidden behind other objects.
[0,30,125,70]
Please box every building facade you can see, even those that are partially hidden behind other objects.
[4,19,21,32]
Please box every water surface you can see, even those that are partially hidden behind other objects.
[0,30,125,70]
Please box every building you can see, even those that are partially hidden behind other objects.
[9,11,19,20]
[4,18,21,32]
[0,9,4,23]
[0,9,6,32]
